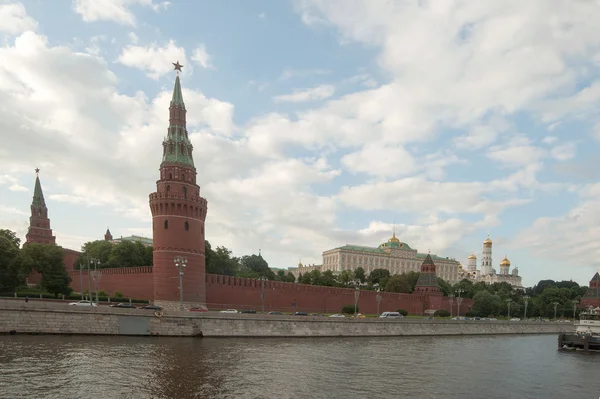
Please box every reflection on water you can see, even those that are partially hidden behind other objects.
[0,334,598,399]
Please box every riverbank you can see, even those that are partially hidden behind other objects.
[0,299,574,337]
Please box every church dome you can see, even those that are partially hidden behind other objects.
[298,261,303,268]
[500,255,511,267]
[388,232,400,243]
[483,236,492,247]
[468,253,477,260]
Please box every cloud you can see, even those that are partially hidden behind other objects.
[0,3,37,35]
[72,0,165,26]
[191,44,212,69]
[128,32,139,44]
[273,85,335,103]
[118,40,187,79]
[550,143,576,161]
[0,174,29,192]
[278,67,331,81]
[487,137,547,168]
[258,12,266,19]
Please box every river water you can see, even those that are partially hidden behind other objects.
[0,334,598,399]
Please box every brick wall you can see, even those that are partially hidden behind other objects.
[69,266,153,299]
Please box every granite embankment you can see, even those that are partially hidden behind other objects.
[0,300,574,337]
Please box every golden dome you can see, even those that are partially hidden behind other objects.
[483,235,492,247]
[388,232,400,243]
[458,263,463,270]
[500,255,510,266]
[468,253,477,260]
[298,261,303,268]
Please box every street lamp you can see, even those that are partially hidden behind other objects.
[523,295,530,320]
[79,263,84,300]
[375,286,382,315]
[259,276,267,313]
[456,289,464,316]
[174,255,187,311]
[89,258,100,302]
[448,294,455,318]
[553,301,560,320]
[506,299,512,320]
[572,299,578,320]
[354,285,360,318]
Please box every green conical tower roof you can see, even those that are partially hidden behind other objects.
[32,174,46,208]
[170,75,185,108]
[162,71,194,168]
[415,254,440,288]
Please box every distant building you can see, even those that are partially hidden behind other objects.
[109,234,153,247]
[581,272,600,308]
[288,232,461,283]
[459,235,523,289]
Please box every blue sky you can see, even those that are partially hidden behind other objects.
[1,0,600,288]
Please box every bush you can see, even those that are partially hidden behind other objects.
[342,304,359,314]
[396,309,408,316]
[98,290,107,297]
[114,291,124,299]
[434,310,451,317]
[465,311,476,317]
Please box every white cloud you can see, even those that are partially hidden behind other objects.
[542,136,558,144]
[550,143,576,161]
[72,0,163,26]
[128,32,139,44]
[341,144,414,178]
[273,85,335,103]
[191,44,212,69]
[0,3,37,35]
[487,138,547,168]
[0,174,28,192]
[118,40,187,79]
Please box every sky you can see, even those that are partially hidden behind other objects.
[1,0,599,288]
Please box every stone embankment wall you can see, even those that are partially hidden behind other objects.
[0,300,573,338]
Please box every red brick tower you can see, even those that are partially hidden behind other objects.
[149,62,208,309]
[414,254,441,294]
[25,168,56,245]
[580,272,600,308]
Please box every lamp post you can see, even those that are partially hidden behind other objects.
[553,301,559,320]
[523,295,530,320]
[456,289,464,316]
[448,294,455,318]
[506,299,512,320]
[259,276,267,313]
[572,299,578,320]
[79,264,83,300]
[354,284,360,318]
[89,258,101,304]
[375,286,382,316]
[174,255,187,311]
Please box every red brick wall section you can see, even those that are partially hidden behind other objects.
[205,274,429,315]
[69,266,153,300]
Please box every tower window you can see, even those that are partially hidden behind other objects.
[183,186,187,199]
[185,221,189,231]
[166,185,170,193]
[164,220,168,229]
[169,173,173,180]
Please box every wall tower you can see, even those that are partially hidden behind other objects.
[149,62,208,309]
[25,169,56,245]
[480,235,493,275]
[413,254,441,295]
[104,228,113,241]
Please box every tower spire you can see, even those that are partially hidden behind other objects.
[26,169,55,245]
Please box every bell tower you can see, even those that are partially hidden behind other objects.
[25,168,56,245]
[149,61,208,309]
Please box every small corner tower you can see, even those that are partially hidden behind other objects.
[480,235,493,275]
[104,228,113,241]
[149,61,208,309]
[25,168,56,245]
[413,254,441,295]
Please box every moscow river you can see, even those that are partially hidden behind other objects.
[0,334,598,398]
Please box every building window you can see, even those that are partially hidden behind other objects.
[183,186,187,199]
[169,173,173,180]
[166,185,170,193]
[185,221,189,231]
[164,220,168,229]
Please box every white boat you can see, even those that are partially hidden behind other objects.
[558,306,600,351]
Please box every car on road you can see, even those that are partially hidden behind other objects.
[110,303,138,309]
[68,300,97,307]
[379,312,403,319]
[328,314,346,318]
[267,311,283,315]
[187,307,208,312]
[240,309,257,314]
[219,309,238,314]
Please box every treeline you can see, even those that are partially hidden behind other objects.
[74,240,153,269]
[0,229,71,297]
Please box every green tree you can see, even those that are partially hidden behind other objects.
[471,290,502,317]
[385,275,411,293]
[0,230,23,292]
[19,243,72,297]
[208,246,240,276]
[240,254,274,279]
[320,270,337,286]
[368,268,390,285]
[437,277,453,296]
[452,279,476,299]
[338,270,355,287]
[285,272,296,283]
[76,240,113,269]
[405,271,421,292]
[354,267,366,284]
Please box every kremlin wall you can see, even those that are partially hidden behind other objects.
[19,64,599,314]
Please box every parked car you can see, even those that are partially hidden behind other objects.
[240,309,257,314]
[110,303,138,309]
[187,307,208,312]
[267,311,283,315]
[139,305,162,310]
[379,312,403,318]
[68,300,97,307]
[328,314,346,318]
[293,312,308,316]
[219,309,238,314]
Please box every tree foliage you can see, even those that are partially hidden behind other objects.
[19,243,72,297]
[0,230,23,291]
